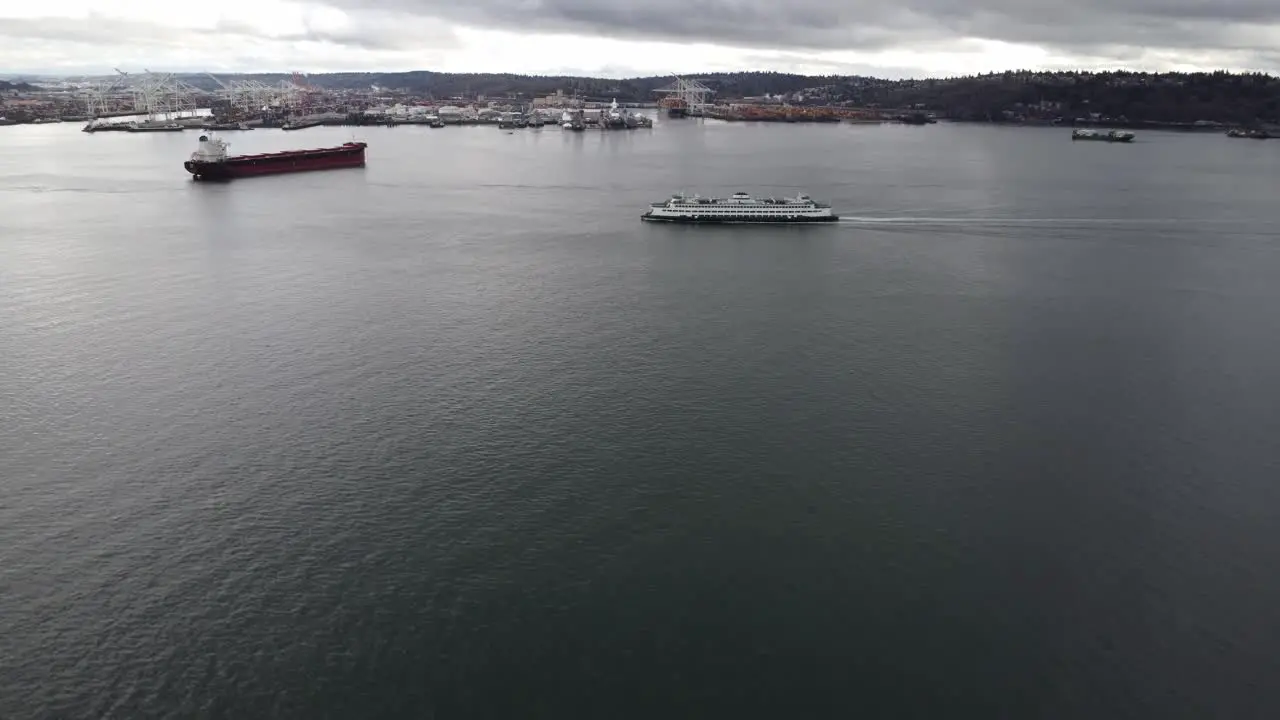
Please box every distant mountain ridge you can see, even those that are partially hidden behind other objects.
[0,80,39,92]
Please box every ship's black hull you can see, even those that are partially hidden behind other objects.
[642,214,839,224]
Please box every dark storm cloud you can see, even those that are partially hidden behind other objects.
[0,12,455,52]
[323,0,950,49]
[318,0,1280,54]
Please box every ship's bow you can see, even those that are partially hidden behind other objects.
[186,160,232,180]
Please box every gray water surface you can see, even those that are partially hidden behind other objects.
[3,120,1280,718]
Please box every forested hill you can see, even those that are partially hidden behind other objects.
[844,71,1280,124]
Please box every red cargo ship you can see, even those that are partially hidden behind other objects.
[184,134,366,180]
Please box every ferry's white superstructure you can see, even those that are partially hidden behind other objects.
[641,192,839,223]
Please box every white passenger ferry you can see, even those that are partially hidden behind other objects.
[642,191,839,223]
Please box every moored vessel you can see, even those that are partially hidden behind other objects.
[1072,128,1135,142]
[561,109,586,131]
[662,97,689,118]
[202,120,253,131]
[642,192,839,224]
[1227,127,1272,139]
[603,98,627,128]
[83,122,129,132]
[184,134,366,180]
[128,121,184,132]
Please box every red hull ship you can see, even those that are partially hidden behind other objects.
[184,134,366,180]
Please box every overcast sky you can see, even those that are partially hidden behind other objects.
[3,1,1278,78]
